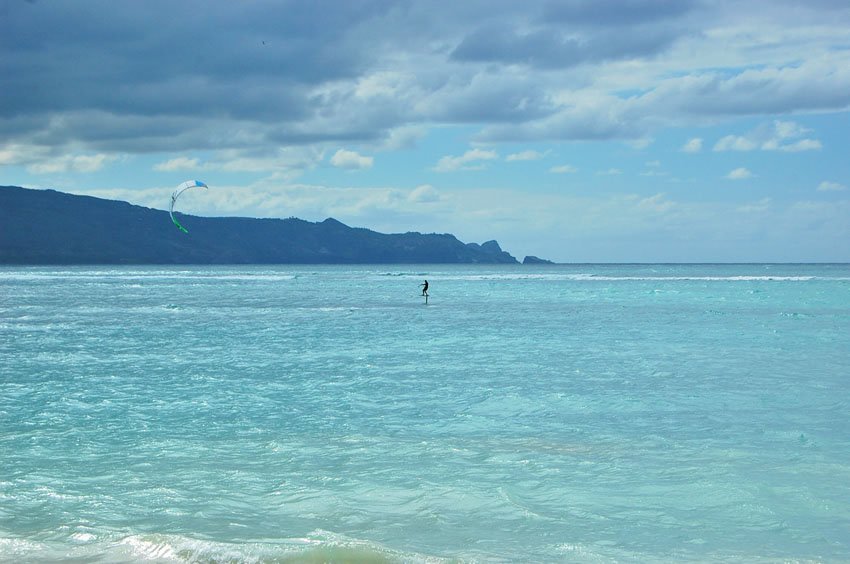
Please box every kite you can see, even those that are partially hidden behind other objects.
[169,180,208,233]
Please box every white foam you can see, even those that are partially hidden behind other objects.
[110,531,445,563]
[120,535,179,560]
[0,271,296,282]
[565,275,819,282]
[432,273,824,282]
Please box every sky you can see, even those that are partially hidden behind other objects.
[2,0,849,262]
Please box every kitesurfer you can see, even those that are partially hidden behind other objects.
[420,280,429,296]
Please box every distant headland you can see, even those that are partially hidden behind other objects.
[0,185,552,265]
[522,255,555,265]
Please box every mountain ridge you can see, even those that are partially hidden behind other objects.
[0,185,522,265]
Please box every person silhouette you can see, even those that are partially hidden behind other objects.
[420,280,429,296]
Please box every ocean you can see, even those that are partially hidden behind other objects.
[1,264,849,562]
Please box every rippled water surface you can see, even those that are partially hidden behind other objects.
[1,264,849,562]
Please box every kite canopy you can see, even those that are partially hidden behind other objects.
[169,180,208,233]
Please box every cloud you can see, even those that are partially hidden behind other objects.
[415,67,557,124]
[714,120,822,152]
[373,125,428,151]
[27,153,118,174]
[476,92,647,142]
[627,137,654,150]
[409,184,440,202]
[549,164,578,174]
[179,146,325,178]
[541,1,698,27]
[597,168,623,176]
[0,0,847,162]
[736,198,772,214]
[714,136,758,152]
[638,193,675,213]
[330,149,374,170]
[681,138,703,153]
[477,55,850,143]
[450,4,694,70]
[434,148,498,172]
[818,181,847,192]
[639,161,669,177]
[506,150,547,161]
[0,143,47,166]
[154,156,202,171]
[726,167,755,180]
[656,58,850,118]
[0,142,124,174]
[777,139,823,152]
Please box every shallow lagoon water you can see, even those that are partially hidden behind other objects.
[1,264,849,562]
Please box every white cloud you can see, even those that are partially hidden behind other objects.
[726,167,755,180]
[330,149,374,170]
[736,198,772,214]
[434,148,498,172]
[154,156,202,171]
[478,55,850,144]
[638,193,675,213]
[374,125,428,151]
[714,120,822,152]
[774,139,822,152]
[506,150,546,162]
[0,143,123,174]
[215,147,325,176]
[773,121,809,139]
[627,137,654,150]
[354,70,415,99]
[0,143,47,166]
[409,184,440,203]
[818,181,847,192]
[549,164,577,174]
[681,138,703,153]
[714,135,758,152]
[597,168,623,176]
[27,153,117,174]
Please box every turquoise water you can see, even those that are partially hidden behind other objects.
[1,264,849,562]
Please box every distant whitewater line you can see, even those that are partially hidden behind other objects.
[4,270,850,282]
[0,271,298,282]
[404,274,842,282]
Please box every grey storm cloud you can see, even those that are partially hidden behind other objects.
[451,0,698,68]
[0,1,373,114]
[540,0,699,26]
[0,0,398,151]
[450,24,684,68]
[1,0,849,155]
